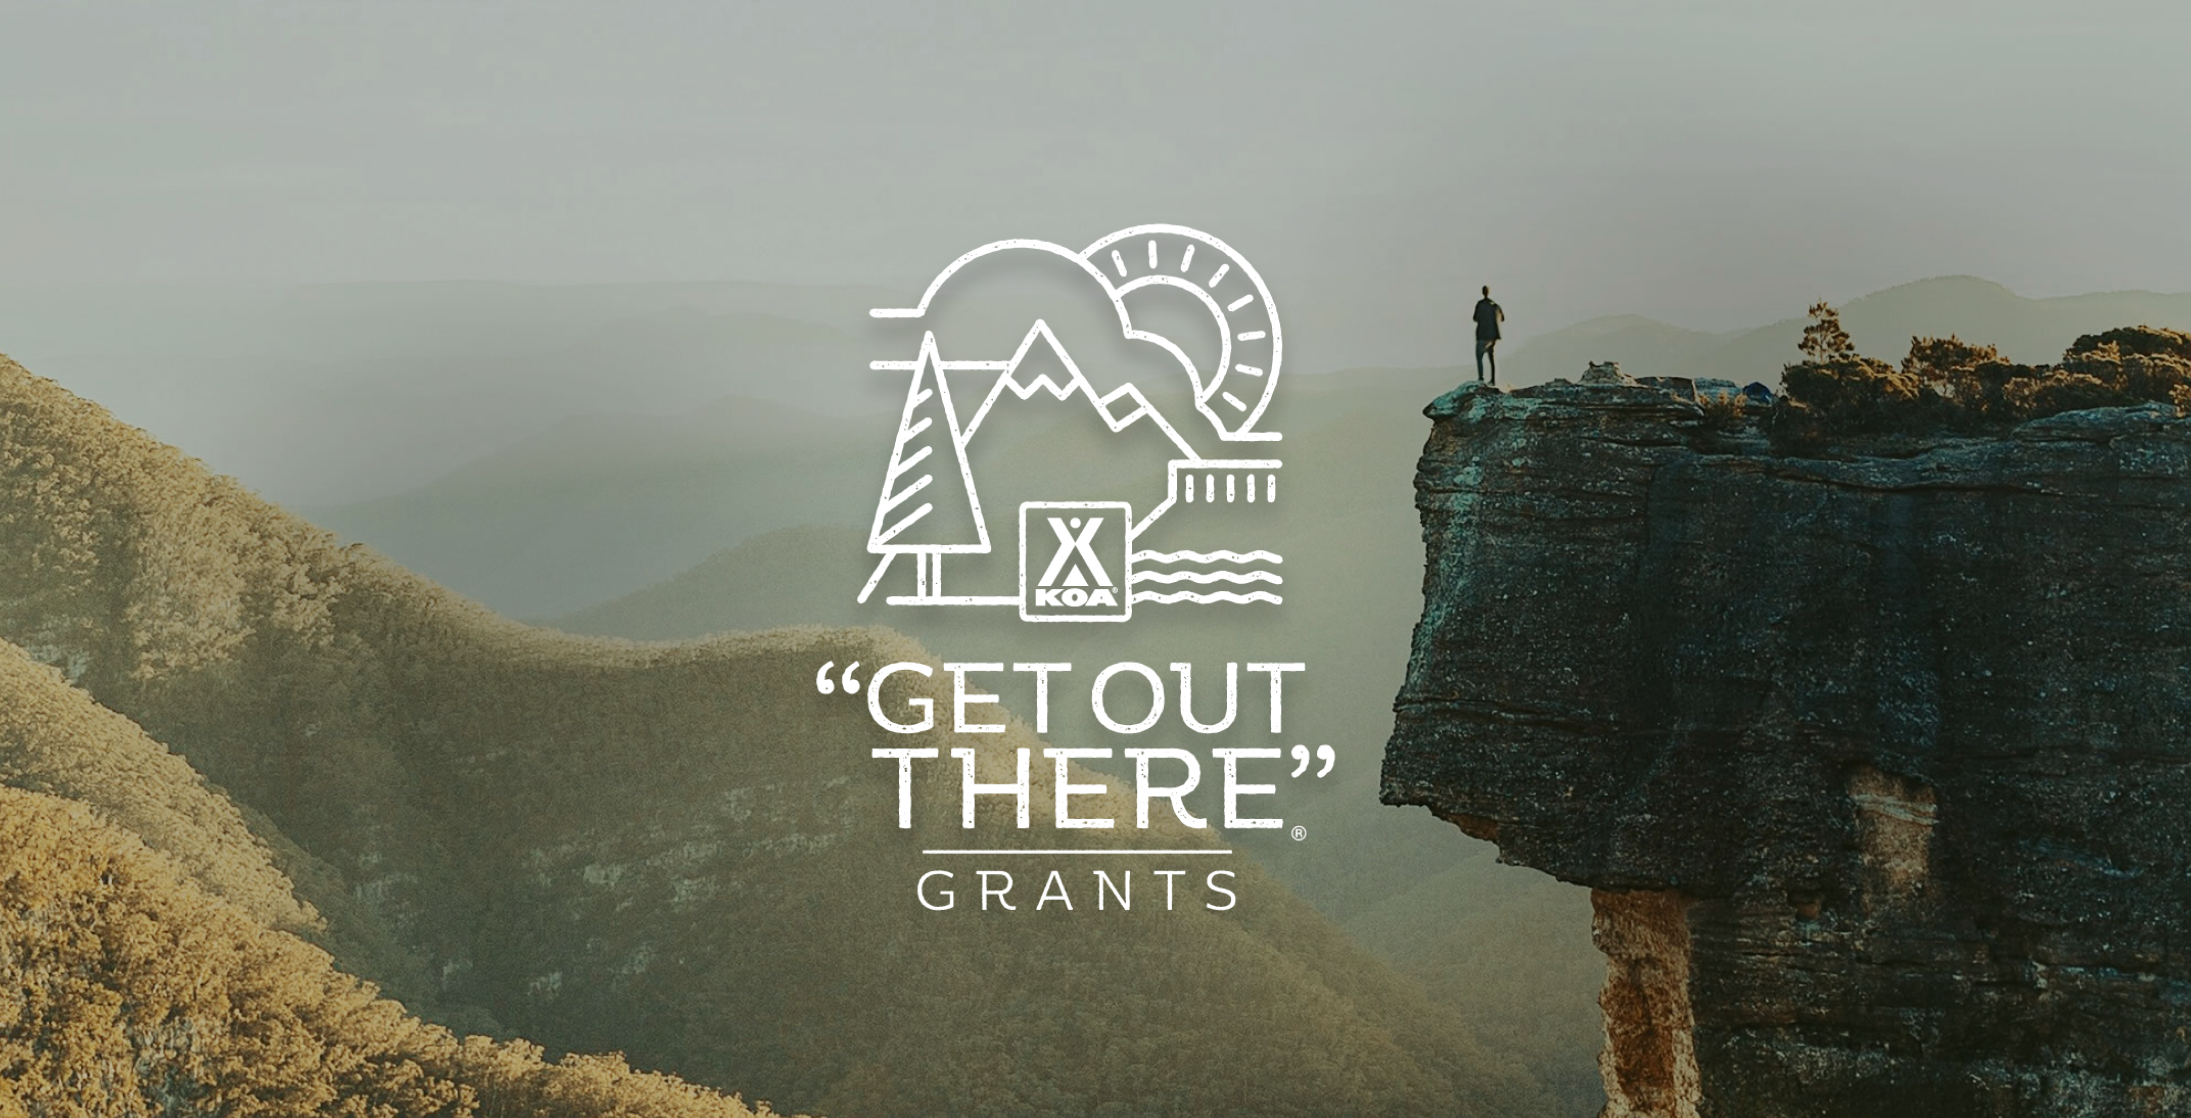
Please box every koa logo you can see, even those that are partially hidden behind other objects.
[1023,504,1126,620]
[855,225,1288,624]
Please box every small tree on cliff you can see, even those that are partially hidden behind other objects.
[1799,301,1856,363]
[1778,301,1938,440]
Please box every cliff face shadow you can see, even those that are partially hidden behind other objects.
[1387,380,2191,1117]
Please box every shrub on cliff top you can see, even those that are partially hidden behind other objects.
[1770,304,2191,448]
[1780,355,1949,433]
[1902,334,2001,384]
[2068,325,2191,361]
[1945,359,2060,425]
[2061,328,2191,415]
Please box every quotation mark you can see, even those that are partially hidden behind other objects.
[1288,744,1336,778]
[814,661,863,695]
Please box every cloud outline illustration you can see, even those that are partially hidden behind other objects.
[870,224,1283,442]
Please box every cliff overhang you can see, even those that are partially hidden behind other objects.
[1385,380,2191,1116]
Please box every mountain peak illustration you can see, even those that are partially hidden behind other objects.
[962,320,1196,460]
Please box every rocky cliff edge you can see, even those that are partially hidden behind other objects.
[1385,381,2191,1117]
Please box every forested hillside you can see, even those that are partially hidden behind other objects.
[0,353,1563,1115]
[0,783,779,1118]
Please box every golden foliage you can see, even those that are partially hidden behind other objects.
[1696,392,1747,432]
[1772,317,2191,444]
[0,638,316,933]
[0,358,340,682]
[1900,334,2001,383]
[0,785,781,1118]
[1797,301,1855,364]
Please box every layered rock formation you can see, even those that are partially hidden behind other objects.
[1384,382,2191,1116]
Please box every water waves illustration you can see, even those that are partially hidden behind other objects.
[1129,590,1285,605]
[1130,571,1283,585]
[1129,548,1283,603]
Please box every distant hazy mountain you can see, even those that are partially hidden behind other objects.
[313,365,1448,621]
[0,354,1565,1117]
[306,394,889,618]
[302,335,1219,619]
[8,275,2187,507]
[1500,276,2191,387]
[0,650,767,1118]
[0,281,911,503]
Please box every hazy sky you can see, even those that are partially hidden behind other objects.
[6,1,2189,334]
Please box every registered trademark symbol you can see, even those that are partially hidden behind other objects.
[1291,825,1307,841]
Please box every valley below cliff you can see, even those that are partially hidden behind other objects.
[0,353,1568,1117]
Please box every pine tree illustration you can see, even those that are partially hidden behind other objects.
[863,332,987,599]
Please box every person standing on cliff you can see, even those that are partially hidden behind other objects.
[1473,286,1505,385]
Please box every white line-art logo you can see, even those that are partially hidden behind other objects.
[856,224,1286,623]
